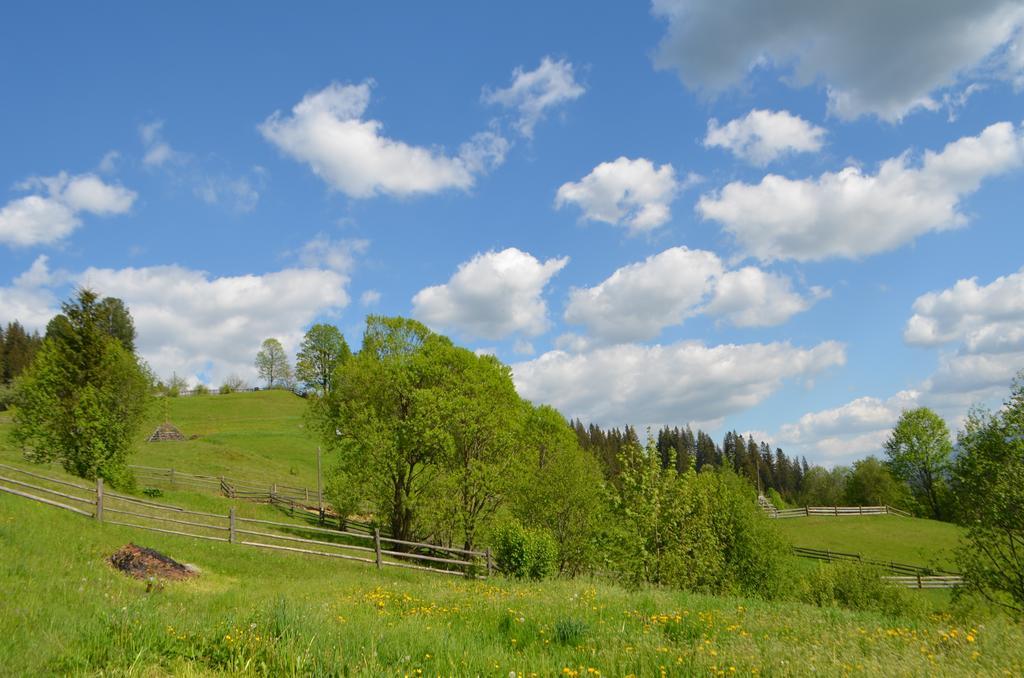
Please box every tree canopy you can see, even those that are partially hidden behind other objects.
[295,324,350,395]
[953,373,1024,614]
[11,289,150,487]
[884,407,952,519]
[255,337,292,388]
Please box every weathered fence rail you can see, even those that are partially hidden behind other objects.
[0,463,489,578]
[765,504,912,519]
[129,465,316,505]
[882,575,964,589]
[791,545,959,577]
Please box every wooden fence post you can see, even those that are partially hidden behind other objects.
[229,507,236,544]
[917,573,922,589]
[858,505,863,515]
[805,506,809,517]
[485,548,492,577]
[834,505,838,516]
[95,477,104,522]
[373,528,382,569]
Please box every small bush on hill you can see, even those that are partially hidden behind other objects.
[798,562,924,617]
[493,521,557,580]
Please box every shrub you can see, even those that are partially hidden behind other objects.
[553,617,588,646]
[192,383,209,395]
[798,562,924,617]
[493,521,558,581]
[766,487,788,509]
[142,487,163,498]
[218,374,247,394]
[613,438,789,597]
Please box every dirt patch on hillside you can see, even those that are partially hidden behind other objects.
[109,543,198,581]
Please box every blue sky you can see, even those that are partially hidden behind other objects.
[2,1,1023,465]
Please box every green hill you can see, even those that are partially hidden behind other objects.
[1,390,320,489]
[774,514,964,572]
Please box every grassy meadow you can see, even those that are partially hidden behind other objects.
[3,489,1024,677]
[2,392,1023,675]
[0,390,321,489]
[774,515,963,572]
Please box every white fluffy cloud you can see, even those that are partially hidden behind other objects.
[704,109,826,166]
[774,391,921,464]
[261,82,506,198]
[77,265,351,385]
[0,256,61,330]
[513,339,845,427]
[295,235,369,274]
[0,172,136,247]
[565,248,721,342]
[564,247,824,342]
[483,56,586,138]
[905,268,1024,401]
[556,157,679,233]
[412,247,568,340]
[652,0,1024,121]
[706,267,828,328]
[773,267,1024,465]
[698,121,1024,262]
[904,268,1024,346]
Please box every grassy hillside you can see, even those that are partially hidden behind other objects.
[774,515,963,572]
[3,492,1023,677]
[0,390,321,489]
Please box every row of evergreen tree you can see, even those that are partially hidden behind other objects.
[0,321,43,385]
[570,420,810,503]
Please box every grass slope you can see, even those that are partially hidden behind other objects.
[774,515,963,572]
[0,391,320,489]
[3,492,1023,677]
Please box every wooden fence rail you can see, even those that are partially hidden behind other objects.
[129,465,316,505]
[766,504,912,519]
[791,546,959,577]
[0,464,488,578]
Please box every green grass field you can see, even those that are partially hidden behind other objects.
[3,490,1023,677]
[0,390,321,490]
[2,393,1022,675]
[774,515,964,572]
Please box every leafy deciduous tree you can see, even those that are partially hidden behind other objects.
[953,373,1024,614]
[295,324,350,395]
[885,407,952,519]
[255,337,292,388]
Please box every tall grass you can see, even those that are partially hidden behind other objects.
[2,492,1023,676]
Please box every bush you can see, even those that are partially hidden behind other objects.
[493,521,558,581]
[218,374,247,394]
[613,438,789,598]
[798,562,924,617]
[142,487,163,498]
[766,487,788,509]
[192,383,209,395]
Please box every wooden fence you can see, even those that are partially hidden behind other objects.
[129,465,317,505]
[766,505,912,519]
[882,575,965,589]
[791,545,960,579]
[0,462,489,578]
